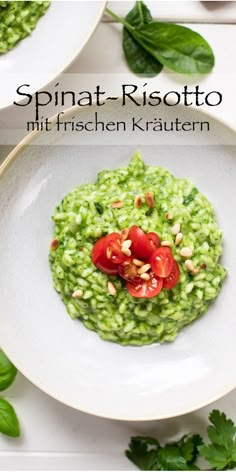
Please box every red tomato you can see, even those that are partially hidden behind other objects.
[150,247,174,278]
[126,272,163,298]
[163,260,180,290]
[128,225,154,260]
[91,237,118,275]
[104,233,127,264]
[118,257,138,281]
[147,232,161,250]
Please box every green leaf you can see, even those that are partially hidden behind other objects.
[158,445,190,470]
[183,188,198,205]
[0,350,17,391]
[123,1,163,77]
[125,436,160,470]
[0,398,20,437]
[199,410,236,470]
[179,434,203,465]
[94,202,104,215]
[131,21,215,75]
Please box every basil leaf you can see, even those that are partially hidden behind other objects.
[0,350,17,391]
[132,22,215,74]
[0,398,20,437]
[123,1,163,77]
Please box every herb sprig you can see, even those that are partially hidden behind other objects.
[126,410,236,470]
[0,350,20,437]
[106,1,215,77]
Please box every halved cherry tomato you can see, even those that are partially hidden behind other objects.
[104,233,127,264]
[128,225,154,260]
[126,271,163,298]
[147,232,161,250]
[163,259,180,290]
[150,247,174,278]
[91,237,118,275]
[118,257,138,281]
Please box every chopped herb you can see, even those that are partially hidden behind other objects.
[146,208,154,216]
[183,188,198,206]
[94,202,104,214]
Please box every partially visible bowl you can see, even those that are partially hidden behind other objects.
[0,1,106,109]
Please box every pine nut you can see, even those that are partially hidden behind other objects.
[175,232,183,246]
[121,247,131,257]
[72,289,83,298]
[172,223,181,235]
[140,273,150,281]
[121,228,129,240]
[192,267,200,275]
[161,240,171,247]
[50,238,59,250]
[166,213,172,220]
[185,260,194,272]
[133,259,144,267]
[122,239,132,249]
[106,247,112,259]
[137,264,151,274]
[111,201,123,208]
[108,282,117,296]
[145,192,155,208]
[180,247,193,258]
[134,195,142,208]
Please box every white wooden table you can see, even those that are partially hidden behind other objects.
[0,2,236,470]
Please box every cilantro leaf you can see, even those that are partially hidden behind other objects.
[198,410,236,470]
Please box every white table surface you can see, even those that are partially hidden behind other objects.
[0,2,236,470]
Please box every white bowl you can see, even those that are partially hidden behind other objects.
[0,1,106,109]
[0,102,235,420]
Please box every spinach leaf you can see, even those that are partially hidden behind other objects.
[131,22,215,74]
[123,1,163,76]
[0,398,20,437]
[0,350,17,391]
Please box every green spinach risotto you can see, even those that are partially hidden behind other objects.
[49,153,226,345]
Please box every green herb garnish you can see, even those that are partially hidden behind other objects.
[145,208,154,216]
[94,202,104,214]
[106,1,215,76]
[126,409,236,470]
[183,188,198,205]
[0,350,17,391]
[0,350,20,438]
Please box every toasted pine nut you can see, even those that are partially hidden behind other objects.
[111,201,123,208]
[50,238,59,250]
[175,232,183,246]
[108,281,117,296]
[122,239,132,249]
[145,192,155,208]
[134,195,142,208]
[192,267,200,275]
[140,273,150,281]
[106,247,112,259]
[172,223,181,235]
[121,228,129,240]
[133,258,144,267]
[72,289,83,298]
[161,240,171,247]
[137,263,151,274]
[185,260,195,272]
[166,212,172,220]
[180,247,193,258]
[121,247,131,257]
